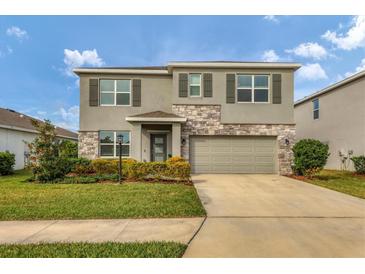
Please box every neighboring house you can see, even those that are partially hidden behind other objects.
[74,61,300,175]
[0,108,78,170]
[294,70,365,170]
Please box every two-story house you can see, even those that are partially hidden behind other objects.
[74,61,300,175]
[295,70,365,170]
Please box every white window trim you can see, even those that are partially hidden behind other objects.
[236,74,270,104]
[99,131,131,158]
[100,79,132,107]
[189,73,202,97]
[313,99,320,120]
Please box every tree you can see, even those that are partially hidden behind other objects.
[59,140,78,158]
[27,119,72,182]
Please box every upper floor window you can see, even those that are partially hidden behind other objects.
[313,98,319,120]
[99,131,130,157]
[100,79,131,106]
[189,74,201,97]
[237,75,269,103]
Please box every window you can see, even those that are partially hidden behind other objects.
[237,75,269,103]
[313,99,319,120]
[100,79,131,106]
[99,131,130,157]
[189,74,201,97]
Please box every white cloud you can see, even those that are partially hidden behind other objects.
[0,45,13,58]
[286,42,328,60]
[344,58,365,77]
[322,16,365,50]
[297,63,328,81]
[63,49,104,76]
[263,16,279,23]
[54,105,79,131]
[6,26,28,40]
[261,50,280,62]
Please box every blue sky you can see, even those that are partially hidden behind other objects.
[0,15,364,131]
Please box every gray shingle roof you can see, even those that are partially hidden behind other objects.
[128,111,183,118]
[0,108,78,140]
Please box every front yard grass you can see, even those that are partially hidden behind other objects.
[299,169,365,199]
[0,170,205,220]
[0,241,186,258]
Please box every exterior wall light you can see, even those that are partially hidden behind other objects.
[285,138,290,146]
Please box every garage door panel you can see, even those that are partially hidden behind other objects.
[231,155,254,163]
[231,164,255,173]
[211,155,233,163]
[190,136,277,174]
[211,146,231,153]
[255,156,274,164]
[211,164,233,172]
[255,164,275,173]
[193,165,211,173]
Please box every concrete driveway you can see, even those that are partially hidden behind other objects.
[184,174,365,258]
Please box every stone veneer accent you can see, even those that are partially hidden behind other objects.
[172,104,295,175]
[78,131,99,159]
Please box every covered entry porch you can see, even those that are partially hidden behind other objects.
[126,111,186,162]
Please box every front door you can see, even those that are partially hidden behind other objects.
[151,134,167,162]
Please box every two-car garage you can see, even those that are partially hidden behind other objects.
[189,136,277,174]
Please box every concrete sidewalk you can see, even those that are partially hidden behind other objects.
[0,218,204,244]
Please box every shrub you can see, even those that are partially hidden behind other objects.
[351,156,365,174]
[166,161,191,181]
[72,157,94,175]
[292,139,330,177]
[91,158,137,175]
[59,140,78,158]
[92,159,118,174]
[87,157,191,182]
[33,157,75,182]
[166,156,186,164]
[27,119,73,182]
[0,151,16,175]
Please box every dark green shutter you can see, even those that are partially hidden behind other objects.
[178,73,188,97]
[226,74,235,103]
[89,79,99,106]
[203,73,213,97]
[272,74,282,104]
[132,79,141,107]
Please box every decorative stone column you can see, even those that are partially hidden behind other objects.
[78,131,99,159]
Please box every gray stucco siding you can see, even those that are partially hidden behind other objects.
[79,74,173,131]
[172,68,294,124]
[295,77,365,170]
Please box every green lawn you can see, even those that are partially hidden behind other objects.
[304,170,365,199]
[0,170,205,220]
[0,242,186,258]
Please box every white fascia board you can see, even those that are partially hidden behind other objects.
[168,62,301,71]
[73,68,170,75]
[125,117,187,122]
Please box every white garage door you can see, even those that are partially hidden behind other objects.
[190,136,277,174]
